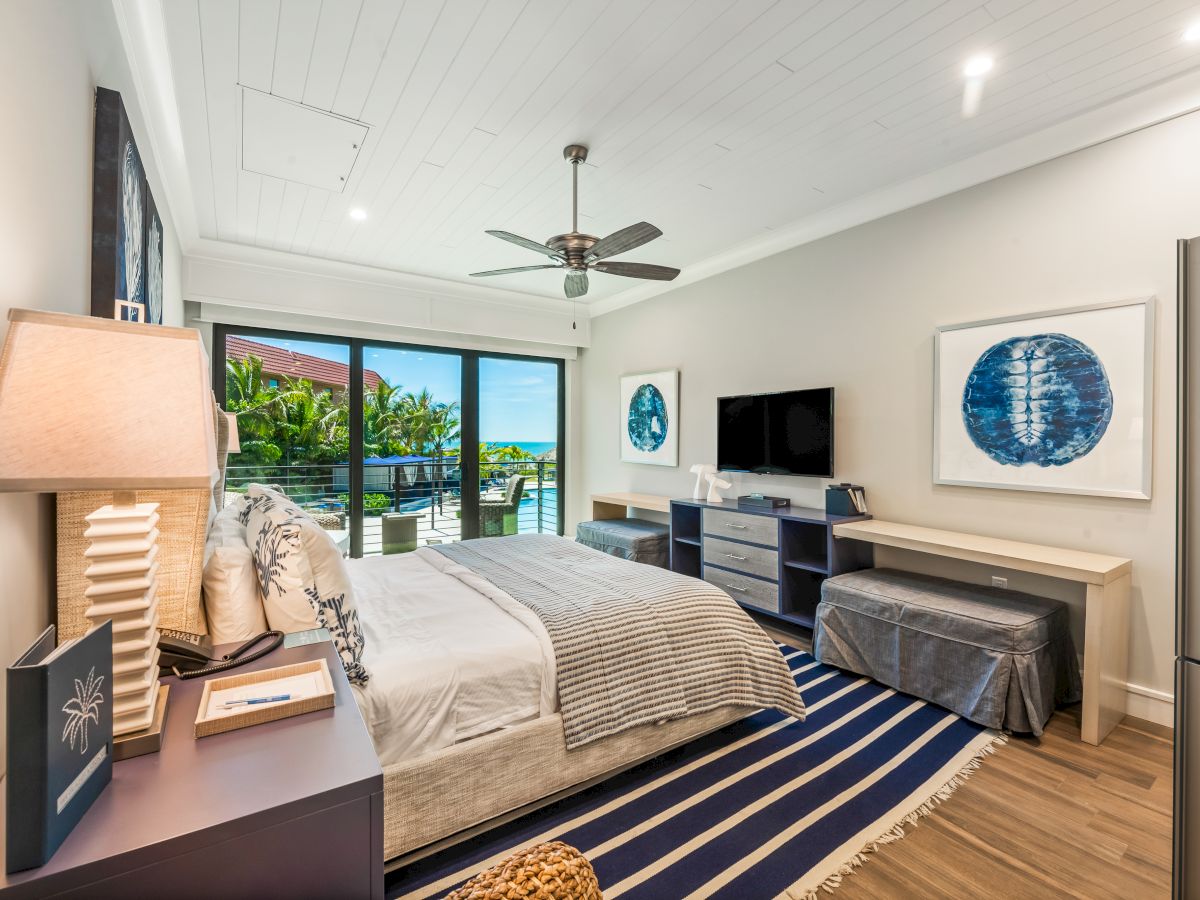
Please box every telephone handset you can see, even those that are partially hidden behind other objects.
[157,628,284,679]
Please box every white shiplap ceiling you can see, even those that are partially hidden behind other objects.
[159,0,1200,305]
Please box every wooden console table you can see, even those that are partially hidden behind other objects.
[590,492,672,520]
[832,518,1132,746]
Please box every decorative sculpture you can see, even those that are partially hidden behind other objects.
[689,463,716,500]
[706,473,732,504]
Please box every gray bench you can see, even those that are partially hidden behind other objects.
[814,568,1081,735]
[575,518,669,568]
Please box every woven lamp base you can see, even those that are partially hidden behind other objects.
[447,841,603,900]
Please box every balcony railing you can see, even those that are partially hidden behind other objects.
[225,459,558,554]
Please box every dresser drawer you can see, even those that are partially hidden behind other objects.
[703,536,778,581]
[703,567,780,614]
[702,508,779,548]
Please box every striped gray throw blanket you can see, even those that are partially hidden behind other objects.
[429,534,805,749]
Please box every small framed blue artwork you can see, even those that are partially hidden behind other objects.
[934,298,1153,499]
[620,370,678,467]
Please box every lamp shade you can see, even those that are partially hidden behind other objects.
[225,411,240,454]
[0,309,217,491]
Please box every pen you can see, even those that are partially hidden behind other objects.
[221,694,291,708]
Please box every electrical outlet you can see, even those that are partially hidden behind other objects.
[991,576,1008,589]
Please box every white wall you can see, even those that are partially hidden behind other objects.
[0,0,184,774]
[577,110,1200,727]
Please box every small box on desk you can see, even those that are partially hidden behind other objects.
[826,484,868,517]
[737,495,790,509]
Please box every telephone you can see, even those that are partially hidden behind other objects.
[157,628,284,680]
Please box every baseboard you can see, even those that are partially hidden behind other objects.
[1125,680,1174,727]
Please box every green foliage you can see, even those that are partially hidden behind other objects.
[226,353,461,469]
[362,493,391,510]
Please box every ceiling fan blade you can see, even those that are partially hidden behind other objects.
[485,230,562,259]
[564,269,589,299]
[469,265,560,277]
[586,222,662,261]
[592,261,680,281]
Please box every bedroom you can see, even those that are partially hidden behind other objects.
[0,0,1193,897]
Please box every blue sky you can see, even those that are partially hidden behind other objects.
[251,337,556,442]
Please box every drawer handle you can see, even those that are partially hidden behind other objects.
[724,523,748,530]
[724,553,748,561]
[723,583,747,593]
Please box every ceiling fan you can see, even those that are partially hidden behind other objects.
[469,144,680,299]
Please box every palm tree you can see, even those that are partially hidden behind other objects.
[363,379,404,456]
[427,402,460,460]
[225,354,282,439]
[399,388,436,455]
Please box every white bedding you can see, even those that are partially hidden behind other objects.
[348,550,557,766]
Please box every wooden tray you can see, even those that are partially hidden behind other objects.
[194,658,334,738]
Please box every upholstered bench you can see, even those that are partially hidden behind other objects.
[814,568,1082,735]
[576,518,669,568]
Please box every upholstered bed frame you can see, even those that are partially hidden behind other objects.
[382,703,750,866]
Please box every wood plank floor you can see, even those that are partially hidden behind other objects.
[758,620,1174,898]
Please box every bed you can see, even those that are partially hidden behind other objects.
[199,480,804,866]
[345,535,805,863]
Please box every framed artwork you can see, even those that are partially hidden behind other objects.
[91,87,163,324]
[620,370,678,467]
[934,298,1154,499]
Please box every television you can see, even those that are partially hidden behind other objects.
[717,388,834,478]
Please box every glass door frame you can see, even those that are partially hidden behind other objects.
[211,323,566,557]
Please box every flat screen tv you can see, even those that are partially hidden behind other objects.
[717,388,834,478]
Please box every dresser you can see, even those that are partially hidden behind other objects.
[0,637,383,899]
[670,499,873,630]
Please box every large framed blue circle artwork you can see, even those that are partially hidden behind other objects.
[620,370,679,466]
[934,298,1153,499]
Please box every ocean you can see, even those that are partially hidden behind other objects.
[484,440,556,456]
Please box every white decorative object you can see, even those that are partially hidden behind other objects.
[83,498,163,734]
[706,473,732,504]
[0,309,217,749]
[934,298,1154,499]
[689,463,716,500]
[620,369,679,466]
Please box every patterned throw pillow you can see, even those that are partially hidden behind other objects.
[245,488,369,685]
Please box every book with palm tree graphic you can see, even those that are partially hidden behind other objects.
[6,620,113,873]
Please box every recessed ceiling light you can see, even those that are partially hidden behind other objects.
[963,55,994,78]
[349,207,367,221]
[1185,21,1200,41]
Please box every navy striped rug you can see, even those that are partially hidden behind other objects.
[387,646,1003,900]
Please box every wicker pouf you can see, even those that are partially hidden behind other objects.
[446,841,602,900]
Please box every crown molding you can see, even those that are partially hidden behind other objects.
[110,0,199,247]
[587,67,1200,318]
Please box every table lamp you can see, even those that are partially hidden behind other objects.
[0,310,216,754]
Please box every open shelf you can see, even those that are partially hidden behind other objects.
[782,566,825,626]
[673,535,701,547]
[783,559,826,575]
[780,519,828,574]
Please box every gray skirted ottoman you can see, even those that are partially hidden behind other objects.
[575,518,670,568]
[814,568,1081,735]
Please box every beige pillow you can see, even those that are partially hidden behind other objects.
[202,498,269,643]
[203,545,269,643]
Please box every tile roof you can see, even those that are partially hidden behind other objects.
[226,336,383,390]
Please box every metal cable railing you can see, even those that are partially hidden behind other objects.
[225,459,558,553]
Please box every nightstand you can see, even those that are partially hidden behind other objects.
[0,637,383,898]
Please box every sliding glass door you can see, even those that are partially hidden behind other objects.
[214,325,563,558]
[360,345,464,555]
[478,356,561,537]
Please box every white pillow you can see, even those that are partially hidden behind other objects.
[202,498,269,643]
[203,544,269,643]
[246,491,368,684]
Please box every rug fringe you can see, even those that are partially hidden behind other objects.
[787,731,1009,900]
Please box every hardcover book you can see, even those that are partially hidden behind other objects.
[6,621,113,873]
